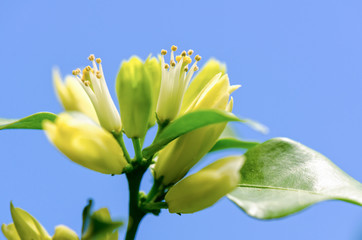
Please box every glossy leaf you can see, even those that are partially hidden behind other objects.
[228,138,362,219]
[142,109,241,158]
[0,112,57,130]
[209,138,259,153]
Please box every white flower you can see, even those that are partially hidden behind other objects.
[156,45,201,123]
[72,55,121,132]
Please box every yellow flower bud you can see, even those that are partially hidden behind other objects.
[154,73,240,185]
[43,113,127,174]
[144,57,161,128]
[4,203,51,240]
[53,69,99,123]
[181,59,226,113]
[53,225,79,240]
[165,156,244,213]
[1,223,20,240]
[116,56,154,138]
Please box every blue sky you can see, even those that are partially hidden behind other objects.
[0,0,362,239]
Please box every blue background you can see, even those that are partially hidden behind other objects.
[1,0,362,239]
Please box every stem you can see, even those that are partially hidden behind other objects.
[125,168,147,240]
[113,132,131,163]
[132,138,143,163]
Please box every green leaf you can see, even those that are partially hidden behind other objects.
[81,199,93,235]
[209,138,259,153]
[142,109,241,158]
[0,112,57,130]
[82,208,122,240]
[228,138,362,219]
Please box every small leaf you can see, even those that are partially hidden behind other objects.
[209,138,259,153]
[81,199,93,235]
[82,208,123,240]
[142,110,241,158]
[0,112,57,130]
[228,138,362,219]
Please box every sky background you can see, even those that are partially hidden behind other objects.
[1,0,362,239]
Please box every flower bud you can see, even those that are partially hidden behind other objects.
[1,223,20,240]
[181,59,226,113]
[155,73,240,185]
[53,69,99,123]
[144,57,161,127]
[116,56,154,138]
[43,113,127,174]
[3,203,51,240]
[53,225,79,240]
[165,156,244,213]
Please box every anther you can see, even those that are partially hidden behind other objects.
[175,56,182,62]
[96,73,102,79]
[181,51,186,57]
[88,54,95,61]
[161,49,167,55]
[194,66,199,71]
[85,66,92,71]
[84,81,91,86]
[170,60,176,67]
[76,68,81,74]
[184,67,188,72]
[183,56,192,64]
[188,49,194,56]
[72,70,77,75]
[171,45,177,51]
[195,55,202,61]
[164,64,170,69]
[96,58,102,64]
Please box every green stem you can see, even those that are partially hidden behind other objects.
[113,132,131,163]
[125,168,147,240]
[132,138,143,163]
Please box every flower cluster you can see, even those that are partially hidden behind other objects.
[11,45,242,223]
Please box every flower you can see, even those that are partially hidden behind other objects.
[71,55,121,132]
[154,71,240,185]
[1,203,51,240]
[165,156,244,213]
[116,56,160,138]
[43,113,127,174]
[53,69,99,123]
[156,45,202,123]
[53,225,79,240]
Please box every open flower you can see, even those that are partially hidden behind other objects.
[165,156,244,213]
[43,113,127,174]
[71,55,121,132]
[154,70,240,185]
[156,45,202,123]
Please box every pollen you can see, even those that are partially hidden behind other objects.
[188,49,194,56]
[161,49,167,55]
[96,58,102,64]
[171,45,178,51]
[183,56,192,64]
[175,56,182,62]
[88,54,95,61]
[194,55,202,62]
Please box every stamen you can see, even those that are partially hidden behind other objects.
[171,45,178,51]
[188,49,194,56]
[170,60,176,67]
[164,64,170,69]
[85,66,92,71]
[84,81,91,86]
[194,66,199,71]
[88,54,95,61]
[184,67,188,72]
[96,73,102,79]
[161,49,167,55]
[175,56,182,62]
[72,70,78,75]
[183,56,192,64]
[181,51,186,57]
[194,55,202,62]
[96,58,102,64]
